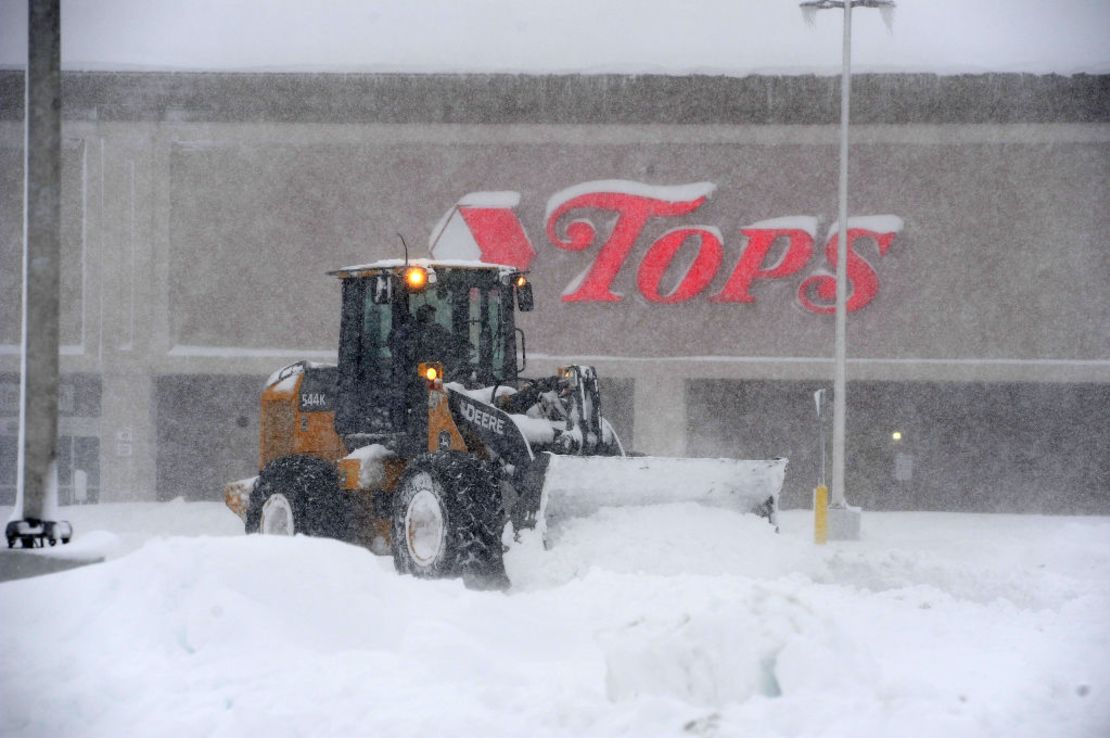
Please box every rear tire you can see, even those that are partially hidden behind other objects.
[391,452,507,588]
[246,455,350,539]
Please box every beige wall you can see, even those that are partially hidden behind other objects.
[164,123,1109,378]
[1,115,1108,500]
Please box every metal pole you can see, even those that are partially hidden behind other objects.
[801,0,893,524]
[6,0,70,549]
[831,1,852,508]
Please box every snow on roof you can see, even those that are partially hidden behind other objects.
[825,215,906,239]
[329,258,522,277]
[744,216,820,239]
[0,0,1106,76]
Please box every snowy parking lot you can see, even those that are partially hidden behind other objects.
[2,501,1108,737]
[2,2,1107,737]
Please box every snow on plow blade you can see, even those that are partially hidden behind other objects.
[538,455,787,527]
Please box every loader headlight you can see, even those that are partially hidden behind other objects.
[404,266,428,290]
[556,366,578,386]
[514,274,534,311]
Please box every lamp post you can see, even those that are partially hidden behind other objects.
[5,0,72,552]
[801,0,894,533]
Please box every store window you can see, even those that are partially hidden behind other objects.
[0,434,100,506]
[0,374,102,506]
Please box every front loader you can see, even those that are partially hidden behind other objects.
[224,259,786,585]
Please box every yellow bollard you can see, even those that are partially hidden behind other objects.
[814,484,828,545]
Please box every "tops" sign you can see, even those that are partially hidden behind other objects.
[430,180,904,314]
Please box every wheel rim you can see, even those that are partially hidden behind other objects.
[261,493,295,535]
[404,473,446,567]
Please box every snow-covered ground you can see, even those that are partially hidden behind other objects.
[1,501,1108,737]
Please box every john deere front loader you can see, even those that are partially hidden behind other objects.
[224,259,786,586]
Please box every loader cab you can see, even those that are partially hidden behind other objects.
[332,261,528,449]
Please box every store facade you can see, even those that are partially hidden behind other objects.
[1,71,1106,510]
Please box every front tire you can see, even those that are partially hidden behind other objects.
[246,455,349,539]
[391,452,507,587]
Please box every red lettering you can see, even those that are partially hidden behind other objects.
[797,229,898,313]
[546,189,710,302]
[459,206,536,269]
[440,183,905,314]
[711,228,814,303]
[637,228,723,303]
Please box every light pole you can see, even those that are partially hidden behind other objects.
[5,0,72,552]
[800,0,894,528]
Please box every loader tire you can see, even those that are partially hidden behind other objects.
[391,452,507,588]
[245,455,350,539]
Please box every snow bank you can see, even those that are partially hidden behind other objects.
[506,504,814,587]
[1,503,1108,737]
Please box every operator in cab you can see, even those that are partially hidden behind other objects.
[393,303,472,381]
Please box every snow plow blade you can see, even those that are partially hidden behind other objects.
[538,454,787,528]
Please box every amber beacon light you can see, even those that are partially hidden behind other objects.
[418,362,444,387]
[404,266,428,290]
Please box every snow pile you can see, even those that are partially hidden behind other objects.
[540,457,785,526]
[507,504,812,585]
[600,582,825,705]
[342,443,396,489]
[1,503,1109,737]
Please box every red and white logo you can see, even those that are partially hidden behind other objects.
[431,180,904,314]
[429,192,537,269]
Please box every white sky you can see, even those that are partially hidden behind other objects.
[0,0,1108,75]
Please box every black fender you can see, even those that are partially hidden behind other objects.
[447,388,547,529]
[448,388,534,469]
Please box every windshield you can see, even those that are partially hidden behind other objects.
[394,275,512,385]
